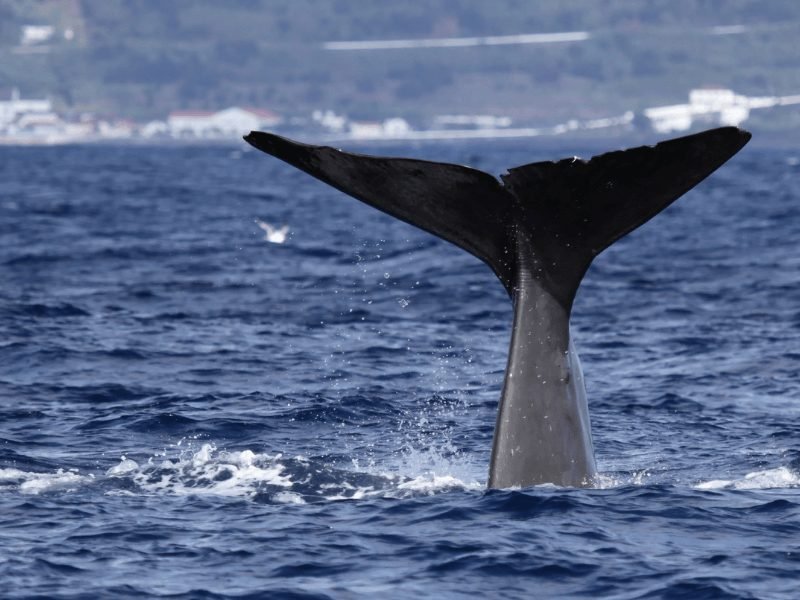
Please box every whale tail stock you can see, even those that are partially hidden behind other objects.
[244,127,750,487]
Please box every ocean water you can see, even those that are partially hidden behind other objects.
[0,138,798,599]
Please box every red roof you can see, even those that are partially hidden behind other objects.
[169,110,215,118]
[242,107,279,118]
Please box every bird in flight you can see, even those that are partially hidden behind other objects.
[255,218,289,244]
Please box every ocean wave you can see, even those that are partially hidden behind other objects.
[10,443,798,504]
[1,302,90,318]
[694,466,800,490]
[0,467,93,494]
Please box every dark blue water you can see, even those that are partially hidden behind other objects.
[0,139,798,599]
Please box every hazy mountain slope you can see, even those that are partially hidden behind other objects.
[0,0,798,129]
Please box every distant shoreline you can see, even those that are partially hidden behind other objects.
[0,128,796,150]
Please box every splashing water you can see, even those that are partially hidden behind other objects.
[0,442,485,502]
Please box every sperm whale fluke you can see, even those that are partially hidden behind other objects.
[244,127,750,488]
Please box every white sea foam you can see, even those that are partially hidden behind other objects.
[106,457,139,476]
[125,443,292,498]
[13,450,797,498]
[595,466,800,491]
[124,442,482,500]
[273,491,307,504]
[395,473,482,494]
[16,453,799,498]
[0,467,92,495]
[0,441,485,501]
[694,467,800,490]
[593,473,625,489]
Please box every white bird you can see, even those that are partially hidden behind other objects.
[255,218,289,244]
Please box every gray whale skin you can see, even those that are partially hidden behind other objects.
[245,127,750,488]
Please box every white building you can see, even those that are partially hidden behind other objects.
[20,25,54,46]
[432,114,513,129]
[140,120,169,138]
[348,118,412,140]
[167,107,281,139]
[312,110,347,133]
[167,110,214,137]
[689,88,750,127]
[97,119,136,139]
[0,89,93,144]
[382,118,411,137]
[642,104,694,134]
[0,89,56,132]
[644,88,800,134]
[348,121,384,139]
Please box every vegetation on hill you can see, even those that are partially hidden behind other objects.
[1,0,799,131]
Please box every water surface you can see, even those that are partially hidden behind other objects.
[0,140,798,598]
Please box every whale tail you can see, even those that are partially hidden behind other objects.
[245,127,750,487]
[244,128,750,308]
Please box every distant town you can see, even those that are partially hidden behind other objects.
[1,85,799,146]
[3,13,800,146]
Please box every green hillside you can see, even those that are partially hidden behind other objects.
[1,0,799,130]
